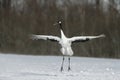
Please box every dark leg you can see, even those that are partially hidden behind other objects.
[68,57,71,71]
[60,56,65,72]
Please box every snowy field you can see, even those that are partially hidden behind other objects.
[0,53,120,80]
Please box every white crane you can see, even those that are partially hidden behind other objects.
[31,21,105,72]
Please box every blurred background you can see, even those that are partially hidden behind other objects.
[0,0,120,58]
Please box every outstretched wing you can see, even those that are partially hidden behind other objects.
[69,34,105,43]
[31,34,61,42]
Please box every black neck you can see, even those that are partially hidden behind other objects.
[59,23,63,30]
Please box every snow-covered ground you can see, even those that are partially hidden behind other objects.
[0,53,120,80]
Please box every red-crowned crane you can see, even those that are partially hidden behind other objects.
[31,21,105,72]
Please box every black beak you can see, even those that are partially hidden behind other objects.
[53,23,58,26]
[53,21,62,26]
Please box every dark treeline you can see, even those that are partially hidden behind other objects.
[0,0,120,58]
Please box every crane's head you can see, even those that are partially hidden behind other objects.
[57,20,63,30]
[54,20,63,30]
[58,21,62,27]
[58,21,62,24]
[54,20,62,25]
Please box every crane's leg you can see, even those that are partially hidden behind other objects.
[68,57,71,71]
[60,56,65,72]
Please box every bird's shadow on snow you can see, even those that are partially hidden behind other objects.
[19,71,79,77]
[19,72,57,77]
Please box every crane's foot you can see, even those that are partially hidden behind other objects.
[60,67,64,72]
[68,67,71,71]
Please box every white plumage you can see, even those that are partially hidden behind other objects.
[31,35,60,41]
[31,29,105,56]
[30,21,105,71]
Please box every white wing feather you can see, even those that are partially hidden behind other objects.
[69,34,105,42]
[31,34,61,42]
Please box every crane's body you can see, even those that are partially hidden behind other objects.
[59,29,73,56]
[31,21,105,71]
